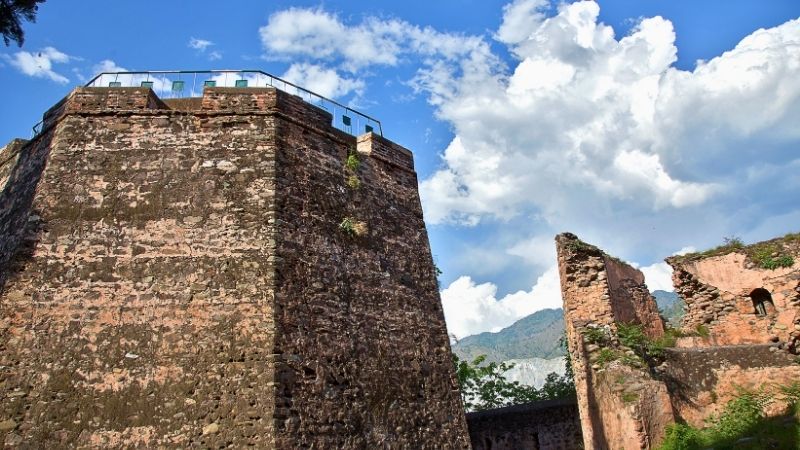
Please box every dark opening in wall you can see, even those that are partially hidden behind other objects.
[750,288,775,316]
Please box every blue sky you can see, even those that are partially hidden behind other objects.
[2,0,799,338]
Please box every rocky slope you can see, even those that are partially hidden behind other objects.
[452,308,565,364]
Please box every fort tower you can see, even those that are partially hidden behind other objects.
[0,71,469,448]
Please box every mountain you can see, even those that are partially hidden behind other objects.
[653,290,684,327]
[452,308,565,364]
[502,357,567,388]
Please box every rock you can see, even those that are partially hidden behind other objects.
[216,160,237,173]
[124,352,139,359]
[202,422,220,435]
[183,216,203,225]
[0,419,16,431]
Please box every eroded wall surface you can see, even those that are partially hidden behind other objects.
[667,241,800,351]
[558,232,800,447]
[556,233,672,450]
[466,397,583,450]
[0,87,469,448]
[662,237,800,426]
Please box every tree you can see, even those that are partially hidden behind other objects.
[452,353,575,411]
[0,0,45,47]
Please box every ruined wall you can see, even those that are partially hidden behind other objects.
[667,239,800,351]
[559,232,800,446]
[0,87,469,448]
[556,233,672,450]
[466,397,583,450]
[660,344,800,426]
[661,236,800,426]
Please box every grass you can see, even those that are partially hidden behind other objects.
[346,175,361,190]
[345,151,360,172]
[750,244,794,270]
[595,348,617,366]
[621,391,639,404]
[658,385,800,450]
[673,233,798,270]
[616,322,678,361]
[339,217,367,236]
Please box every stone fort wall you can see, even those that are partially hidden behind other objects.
[0,86,469,448]
[466,397,583,450]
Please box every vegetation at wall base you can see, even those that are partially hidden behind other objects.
[658,384,800,450]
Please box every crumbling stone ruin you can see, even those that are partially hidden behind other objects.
[556,232,800,449]
[0,85,470,448]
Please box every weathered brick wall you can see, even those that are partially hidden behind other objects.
[556,233,673,450]
[660,344,800,426]
[269,91,469,448]
[466,397,583,450]
[559,232,800,447]
[667,243,800,351]
[0,87,469,448]
[0,137,50,272]
[605,258,664,339]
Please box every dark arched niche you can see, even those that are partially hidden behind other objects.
[750,288,775,316]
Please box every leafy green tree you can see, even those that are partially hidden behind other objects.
[0,0,45,47]
[452,353,575,411]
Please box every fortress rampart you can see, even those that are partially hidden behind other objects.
[0,85,469,448]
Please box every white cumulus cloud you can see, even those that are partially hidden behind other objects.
[188,37,214,51]
[259,7,488,71]
[5,47,72,83]
[282,63,365,99]
[188,37,222,60]
[418,2,800,230]
[441,266,562,339]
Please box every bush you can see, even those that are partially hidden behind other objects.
[345,151,360,172]
[582,327,609,345]
[346,175,360,189]
[657,385,800,450]
[453,353,575,411]
[617,322,676,361]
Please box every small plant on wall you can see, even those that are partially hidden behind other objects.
[344,147,362,190]
[339,217,367,237]
[345,149,360,172]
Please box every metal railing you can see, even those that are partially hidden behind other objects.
[83,69,383,137]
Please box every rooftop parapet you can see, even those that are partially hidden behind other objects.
[76,70,383,137]
[31,82,415,180]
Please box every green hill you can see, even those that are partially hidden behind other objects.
[452,308,565,364]
[653,290,684,327]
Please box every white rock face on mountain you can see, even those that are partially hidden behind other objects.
[502,357,566,388]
